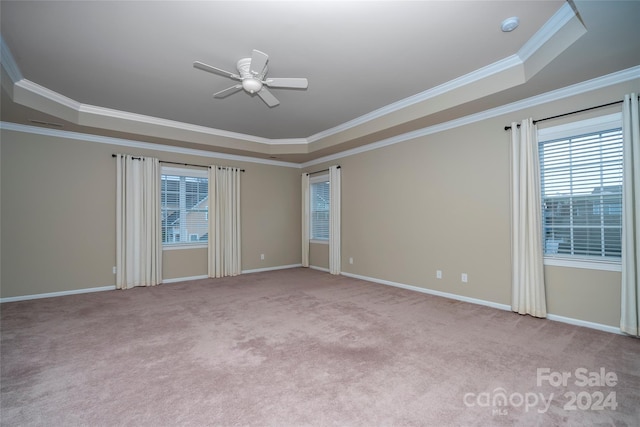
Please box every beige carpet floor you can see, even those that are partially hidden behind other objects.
[1,268,638,426]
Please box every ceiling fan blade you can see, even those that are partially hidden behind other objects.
[256,87,280,107]
[264,77,308,89]
[250,49,269,76]
[193,61,240,80]
[214,85,243,98]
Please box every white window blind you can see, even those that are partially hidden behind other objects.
[310,176,330,240]
[161,167,208,246]
[539,126,623,260]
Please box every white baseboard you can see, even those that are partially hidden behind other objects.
[546,314,622,335]
[162,275,209,284]
[0,285,116,303]
[241,264,302,274]
[2,269,623,336]
[341,271,511,312]
[340,271,622,335]
[0,266,303,302]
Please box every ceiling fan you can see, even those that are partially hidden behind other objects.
[193,49,308,107]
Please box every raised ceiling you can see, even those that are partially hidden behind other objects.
[1,1,640,164]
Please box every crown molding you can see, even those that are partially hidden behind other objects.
[0,121,300,168]
[301,65,640,168]
[306,54,524,144]
[1,2,582,150]
[306,3,579,145]
[10,81,310,147]
[15,79,81,111]
[4,65,638,171]
[8,80,311,148]
[76,103,276,144]
[518,2,576,62]
[0,35,22,83]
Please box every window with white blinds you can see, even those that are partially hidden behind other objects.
[310,175,330,241]
[161,167,208,247]
[538,117,623,261]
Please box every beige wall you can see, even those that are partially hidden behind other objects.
[241,161,301,270]
[337,119,513,305]
[309,242,329,270]
[305,79,638,328]
[1,132,116,298]
[0,129,301,298]
[544,266,621,326]
[162,248,207,280]
[3,78,637,329]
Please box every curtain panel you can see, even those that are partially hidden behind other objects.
[621,93,640,337]
[301,173,310,267]
[208,166,242,278]
[329,166,341,275]
[115,154,162,289]
[510,119,547,318]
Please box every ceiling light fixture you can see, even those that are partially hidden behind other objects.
[501,16,520,32]
[242,78,263,94]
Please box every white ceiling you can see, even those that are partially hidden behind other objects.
[1,1,640,163]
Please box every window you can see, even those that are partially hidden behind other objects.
[161,167,208,247]
[310,175,330,241]
[538,114,622,264]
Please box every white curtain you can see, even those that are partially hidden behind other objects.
[329,166,341,275]
[301,173,310,268]
[510,119,547,317]
[621,93,640,337]
[208,166,242,278]
[115,154,162,289]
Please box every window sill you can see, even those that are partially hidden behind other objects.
[543,257,621,272]
[163,244,207,251]
[310,239,329,245]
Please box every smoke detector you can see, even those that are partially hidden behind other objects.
[501,17,520,32]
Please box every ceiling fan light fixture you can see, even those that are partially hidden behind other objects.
[501,16,519,32]
[242,78,263,94]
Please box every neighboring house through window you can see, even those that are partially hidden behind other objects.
[538,113,622,269]
[161,167,208,247]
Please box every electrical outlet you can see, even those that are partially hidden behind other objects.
[461,273,468,283]
[349,257,354,264]
[112,266,117,275]
[260,254,265,260]
[436,270,442,279]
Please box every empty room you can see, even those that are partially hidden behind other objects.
[1,1,639,426]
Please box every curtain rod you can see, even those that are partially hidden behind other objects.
[503,100,623,131]
[305,165,340,176]
[111,155,244,172]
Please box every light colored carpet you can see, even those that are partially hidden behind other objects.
[1,268,638,426]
